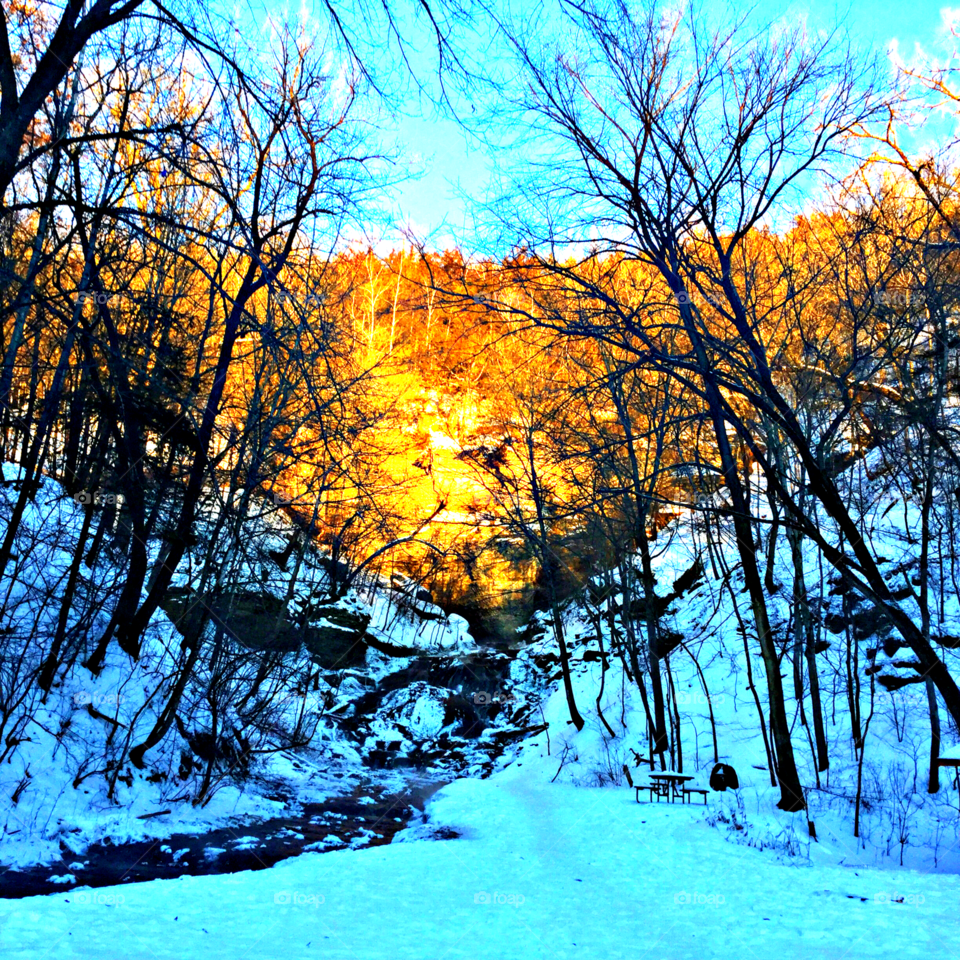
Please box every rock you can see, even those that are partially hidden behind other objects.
[396,594,446,621]
[161,589,368,667]
[442,693,485,738]
[162,589,299,651]
[304,607,370,667]
[373,682,450,739]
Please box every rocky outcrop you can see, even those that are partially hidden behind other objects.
[161,588,368,667]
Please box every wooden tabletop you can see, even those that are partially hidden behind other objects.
[648,772,694,781]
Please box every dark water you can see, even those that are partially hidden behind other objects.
[0,779,448,900]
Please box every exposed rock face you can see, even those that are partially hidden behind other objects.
[161,589,369,667]
[303,607,371,667]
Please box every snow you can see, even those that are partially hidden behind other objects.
[6,433,960,956]
[482,487,960,875]
[372,682,449,739]
[0,462,507,871]
[429,428,461,451]
[3,775,959,958]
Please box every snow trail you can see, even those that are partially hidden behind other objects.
[3,777,958,959]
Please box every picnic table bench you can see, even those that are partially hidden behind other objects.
[634,772,707,804]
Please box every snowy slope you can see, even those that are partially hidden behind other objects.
[4,456,960,956]
[494,480,960,874]
[0,466,491,870]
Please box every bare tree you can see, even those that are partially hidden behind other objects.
[478,0,895,809]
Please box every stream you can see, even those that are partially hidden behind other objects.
[0,775,448,900]
[0,641,531,900]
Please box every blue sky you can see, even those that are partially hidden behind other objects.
[248,0,958,245]
[387,1,956,245]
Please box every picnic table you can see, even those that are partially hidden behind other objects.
[634,772,707,804]
[934,745,960,788]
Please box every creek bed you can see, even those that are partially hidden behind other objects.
[0,776,447,900]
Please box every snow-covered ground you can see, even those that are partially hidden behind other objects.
[6,444,960,955]
[0,465,499,871]
[3,773,959,959]
[502,469,960,875]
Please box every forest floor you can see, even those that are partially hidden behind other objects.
[3,772,959,960]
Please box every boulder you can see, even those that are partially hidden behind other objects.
[304,607,370,667]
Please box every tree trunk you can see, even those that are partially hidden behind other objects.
[789,524,829,772]
[688,310,805,811]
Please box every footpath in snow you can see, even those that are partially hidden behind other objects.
[3,772,960,960]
